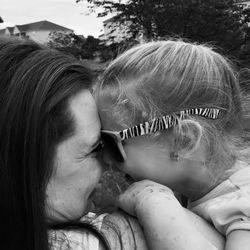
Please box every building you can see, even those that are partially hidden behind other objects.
[0,20,73,44]
[3,26,14,36]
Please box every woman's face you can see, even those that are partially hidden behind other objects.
[46,90,103,222]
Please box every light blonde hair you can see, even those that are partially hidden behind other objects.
[96,40,248,180]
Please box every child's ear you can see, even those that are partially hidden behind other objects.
[171,120,203,159]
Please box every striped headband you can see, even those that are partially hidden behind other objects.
[119,108,221,140]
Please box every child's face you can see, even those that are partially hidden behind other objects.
[113,135,186,189]
[99,109,185,191]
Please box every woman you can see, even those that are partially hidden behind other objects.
[0,36,149,250]
[0,36,99,249]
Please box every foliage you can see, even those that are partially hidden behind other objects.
[99,37,139,61]
[81,35,101,59]
[77,0,250,55]
[47,31,101,60]
[47,31,84,58]
[47,31,127,62]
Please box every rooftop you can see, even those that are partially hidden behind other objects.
[15,20,73,33]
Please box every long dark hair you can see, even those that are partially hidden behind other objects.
[0,37,98,250]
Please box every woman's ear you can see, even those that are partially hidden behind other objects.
[171,119,203,159]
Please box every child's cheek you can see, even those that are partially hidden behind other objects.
[123,158,149,181]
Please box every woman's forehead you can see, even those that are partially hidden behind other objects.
[70,90,101,143]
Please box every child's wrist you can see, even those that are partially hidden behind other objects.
[134,190,180,219]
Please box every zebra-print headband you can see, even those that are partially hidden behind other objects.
[119,108,221,140]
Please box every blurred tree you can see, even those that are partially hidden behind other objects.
[47,31,85,59]
[47,31,102,60]
[99,37,139,61]
[77,0,250,54]
[81,35,101,59]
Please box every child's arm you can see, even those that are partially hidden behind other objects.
[226,230,250,250]
[118,180,224,250]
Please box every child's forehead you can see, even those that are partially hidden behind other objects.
[97,92,154,130]
[98,104,143,132]
[97,102,127,130]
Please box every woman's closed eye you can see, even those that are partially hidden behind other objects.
[76,140,103,161]
[90,140,104,154]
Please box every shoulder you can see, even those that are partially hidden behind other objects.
[190,167,250,235]
[101,210,148,250]
[48,213,109,250]
[49,227,102,250]
[49,212,148,250]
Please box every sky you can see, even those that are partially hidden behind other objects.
[0,0,109,37]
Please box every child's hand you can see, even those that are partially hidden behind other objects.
[118,180,222,250]
[117,179,178,217]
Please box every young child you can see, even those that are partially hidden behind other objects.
[96,40,250,250]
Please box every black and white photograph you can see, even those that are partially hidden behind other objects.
[1,1,250,249]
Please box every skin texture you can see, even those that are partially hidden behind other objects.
[46,90,103,222]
